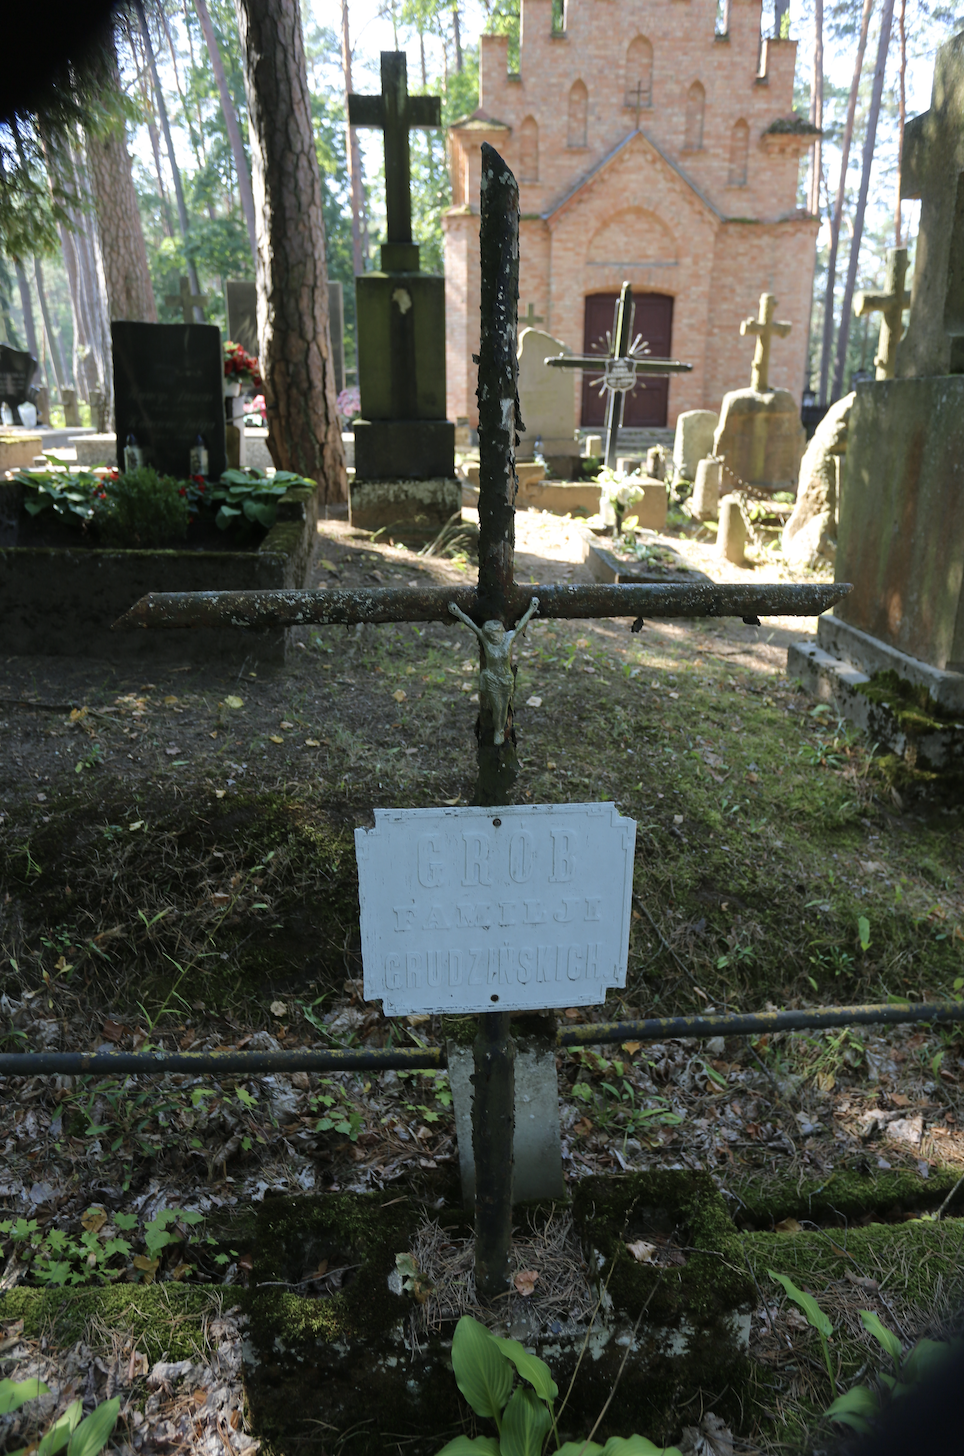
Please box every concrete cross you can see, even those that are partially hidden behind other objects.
[348,52,441,269]
[740,292,791,393]
[854,248,912,380]
[118,145,849,1303]
[165,276,208,324]
[521,303,545,327]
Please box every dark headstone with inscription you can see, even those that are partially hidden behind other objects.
[112,321,226,479]
[0,344,37,409]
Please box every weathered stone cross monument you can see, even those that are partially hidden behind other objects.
[740,292,791,393]
[544,281,692,469]
[854,247,912,380]
[347,52,457,531]
[165,276,208,324]
[119,144,848,1301]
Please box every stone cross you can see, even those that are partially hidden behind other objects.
[898,30,964,375]
[521,303,545,326]
[165,276,208,324]
[854,247,912,380]
[740,292,791,393]
[118,145,849,1304]
[348,51,441,269]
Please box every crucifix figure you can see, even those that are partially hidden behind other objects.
[545,281,692,469]
[165,276,208,324]
[348,52,441,271]
[740,292,791,392]
[449,597,540,745]
[118,143,849,1304]
[854,247,912,380]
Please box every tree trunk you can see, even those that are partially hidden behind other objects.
[234,0,347,499]
[160,2,206,167]
[194,0,258,265]
[14,260,39,362]
[895,0,906,245]
[453,3,463,71]
[818,0,873,404]
[86,37,158,324]
[135,0,204,317]
[33,259,68,397]
[832,0,896,400]
[127,15,177,239]
[342,0,369,279]
[808,0,824,217]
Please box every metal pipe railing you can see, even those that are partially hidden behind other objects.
[1,1000,961,1076]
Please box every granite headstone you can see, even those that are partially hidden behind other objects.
[0,345,37,410]
[225,278,345,395]
[112,321,226,479]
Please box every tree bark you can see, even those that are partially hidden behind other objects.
[342,0,369,279]
[135,0,204,317]
[895,0,906,245]
[808,0,824,217]
[126,15,176,239]
[33,259,69,396]
[818,0,873,404]
[14,260,39,361]
[234,0,346,499]
[831,0,896,400]
[86,36,158,324]
[194,0,258,266]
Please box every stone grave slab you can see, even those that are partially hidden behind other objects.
[516,326,578,465]
[113,321,227,480]
[672,408,717,482]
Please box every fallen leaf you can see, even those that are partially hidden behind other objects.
[887,1115,923,1148]
[626,1240,657,1262]
[269,735,284,744]
[171,1262,193,1281]
[576,637,590,649]
[192,1388,208,1407]
[461,660,475,672]
[163,695,178,705]
[305,738,321,747]
[513,1269,539,1296]
[775,1218,803,1234]
[320,559,337,572]
[101,1019,129,1044]
[393,690,407,702]
[133,1254,160,1281]
[279,720,294,730]
[573,1117,593,1136]
[215,789,226,798]
[81,1207,107,1233]
[128,820,144,830]
[210,730,218,739]
[470,692,479,703]
[211,892,231,906]
[745,771,759,783]
[165,747,180,756]
[815,1071,836,1093]
[889,1092,911,1107]
[525,696,543,708]
[404,747,418,755]
[673,814,684,825]
[844,1271,879,1291]
[669,690,679,699]
[546,760,556,770]
[224,695,243,710]
[621,1042,641,1055]
[270,1000,288,1018]
[69,707,88,723]
[460,682,474,692]
[36,792,46,803]
[442,797,461,806]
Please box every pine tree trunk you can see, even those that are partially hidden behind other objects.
[807,0,824,217]
[86,37,158,324]
[14,261,39,360]
[234,0,347,499]
[895,0,906,245]
[342,0,369,279]
[194,0,258,266]
[33,259,68,396]
[818,0,874,404]
[831,0,896,400]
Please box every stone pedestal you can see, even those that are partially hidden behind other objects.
[713,387,804,493]
[0,432,43,472]
[71,433,117,468]
[353,419,455,479]
[349,476,461,541]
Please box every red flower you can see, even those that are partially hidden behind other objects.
[178,487,187,496]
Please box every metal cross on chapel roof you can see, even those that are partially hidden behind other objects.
[116,142,850,1302]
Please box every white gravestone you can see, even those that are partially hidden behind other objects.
[355,803,636,1016]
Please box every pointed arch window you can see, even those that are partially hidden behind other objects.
[728,119,749,185]
[684,81,705,150]
[519,116,539,182]
[568,80,588,148]
[624,36,653,110]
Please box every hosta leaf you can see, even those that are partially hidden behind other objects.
[601,1438,684,1456]
[768,1270,832,1339]
[824,1383,878,1433]
[67,1397,120,1456]
[500,1386,551,1456]
[38,1398,83,1456]
[435,1439,500,1456]
[492,1336,558,1404]
[858,1310,901,1364]
[555,1444,605,1456]
[0,1378,50,1414]
[451,1316,513,1420]
[901,1337,958,1386]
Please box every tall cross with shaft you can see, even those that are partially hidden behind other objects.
[543,282,692,469]
[117,144,849,1302]
[854,247,912,380]
[741,292,792,393]
[348,52,441,271]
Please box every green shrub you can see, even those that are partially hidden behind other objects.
[97,467,189,548]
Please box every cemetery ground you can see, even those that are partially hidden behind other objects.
[0,507,963,1456]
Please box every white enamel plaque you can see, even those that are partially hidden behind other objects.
[354,803,636,1016]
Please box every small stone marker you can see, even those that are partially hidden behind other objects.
[717,497,747,564]
[355,803,636,1016]
[691,456,722,521]
[740,292,791,393]
[672,409,718,484]
[854,247,911,380]
[112,321,227,479]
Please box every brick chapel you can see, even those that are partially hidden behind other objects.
[443,0,819,431]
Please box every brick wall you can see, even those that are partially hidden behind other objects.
[445,0,817,428]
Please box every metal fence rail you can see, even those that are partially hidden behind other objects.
[1,999,961,1076]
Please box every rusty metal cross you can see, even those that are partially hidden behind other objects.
[118,143,849,1301]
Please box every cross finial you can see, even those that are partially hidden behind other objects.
[854,247,912,380]
[521,303,545,327]
[740,292,792,392]
[348,51,442,271]
[165,275,208,324]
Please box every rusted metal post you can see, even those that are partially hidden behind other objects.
[471,142,519,1302]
